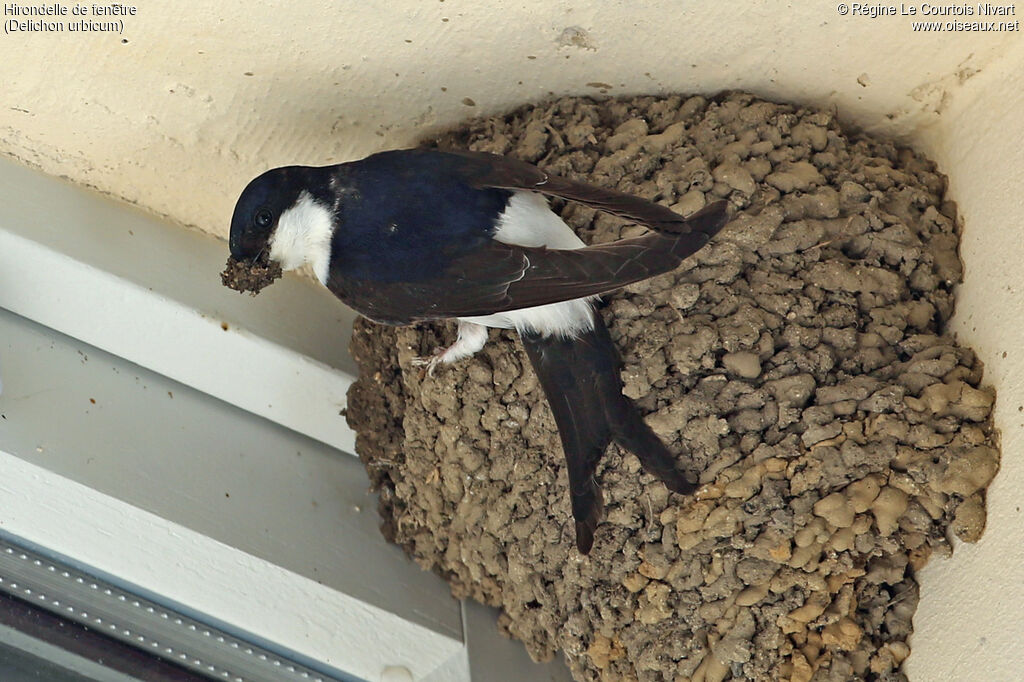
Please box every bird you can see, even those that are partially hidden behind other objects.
[225,148,731,554]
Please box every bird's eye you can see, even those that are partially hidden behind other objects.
[253,208,273,228]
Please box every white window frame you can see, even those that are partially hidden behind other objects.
[0,157,569,682]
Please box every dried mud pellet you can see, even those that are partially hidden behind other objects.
[846,476,882,513]
[937,445,999,495]
[872,487,910,537]
[736,582,771,607]
[220,254,283,295]
[821,617,863,651]
[951,494,987,542]
[722,351,762,379]
[813,493,856,529]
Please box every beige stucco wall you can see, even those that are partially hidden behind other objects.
[1,2,1016,236]
[2,2,1022,680]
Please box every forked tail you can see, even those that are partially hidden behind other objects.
[521,314,697,553]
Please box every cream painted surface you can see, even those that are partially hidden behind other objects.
[0,2,1016,238]
[901,37,1024,682]
[2,2,1023,680]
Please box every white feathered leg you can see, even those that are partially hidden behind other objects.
[411,320,489,376]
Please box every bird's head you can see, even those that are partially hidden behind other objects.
[224,166,334,294]
[229,167,303,265]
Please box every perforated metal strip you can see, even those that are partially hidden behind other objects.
[0,536,350,682]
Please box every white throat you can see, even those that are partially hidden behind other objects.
[269,191,334,284]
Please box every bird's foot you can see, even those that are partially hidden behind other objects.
[411,321,489,378]
[411,348,446,377]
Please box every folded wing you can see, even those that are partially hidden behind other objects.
[328,150,731,325]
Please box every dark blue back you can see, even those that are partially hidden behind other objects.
[328,149,512,282]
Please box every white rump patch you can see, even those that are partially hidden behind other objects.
[463,300,596,338]
[463,190,595,338]
[492,190,586,249]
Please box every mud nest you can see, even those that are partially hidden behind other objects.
[346,93,999,682]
